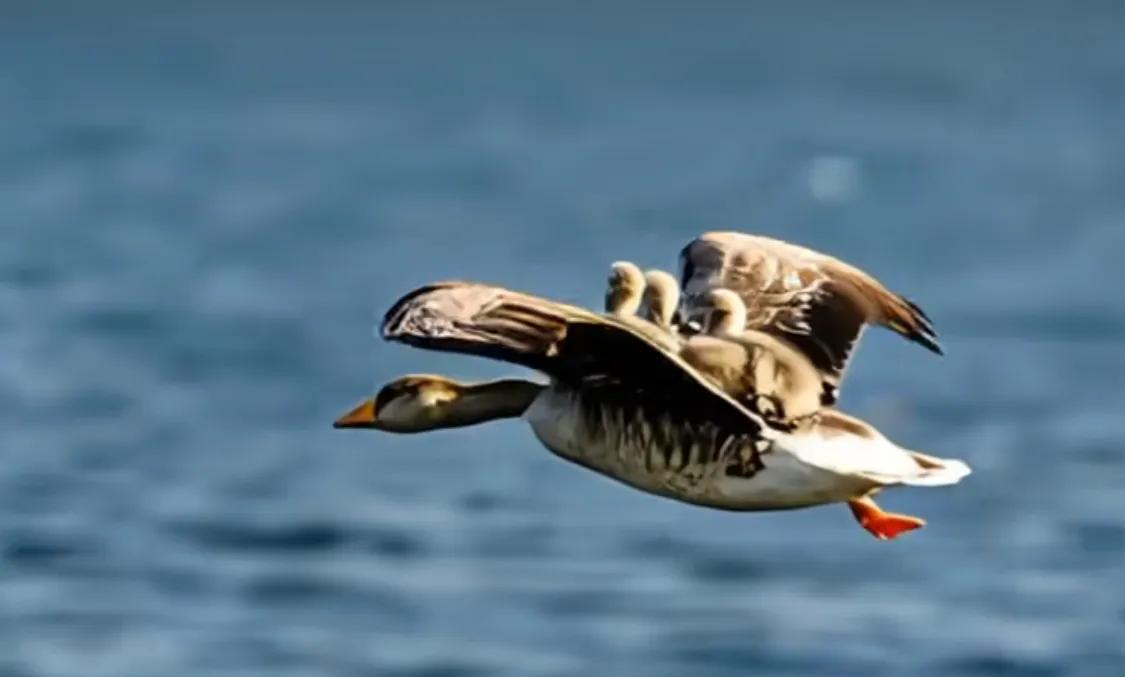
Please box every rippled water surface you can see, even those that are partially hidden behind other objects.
[3,2,1124,675]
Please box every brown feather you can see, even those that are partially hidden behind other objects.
[381,281,767,435]
[679,232,942,404]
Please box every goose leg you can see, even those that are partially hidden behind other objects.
[847,496,925,540]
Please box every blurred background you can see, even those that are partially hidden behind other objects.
[3,1,1124,675]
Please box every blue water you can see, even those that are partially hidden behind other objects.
[3,2,1124,675]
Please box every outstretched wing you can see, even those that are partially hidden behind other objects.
[678,231,941,404]
[381,281,766,435]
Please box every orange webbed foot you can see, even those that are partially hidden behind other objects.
[847,497,926,541]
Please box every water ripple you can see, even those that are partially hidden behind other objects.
[3,3,1125,676]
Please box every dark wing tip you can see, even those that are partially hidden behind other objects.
[904,297,934,324]
[888,294,942,356]
[914,332,944,356]
[895,313,943,355]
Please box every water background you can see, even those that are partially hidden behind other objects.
[3,2,1124,675]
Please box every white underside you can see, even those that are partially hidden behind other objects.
[523,385,970,511]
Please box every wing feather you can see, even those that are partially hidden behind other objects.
[678,232,941,404]
[381,281,766,434]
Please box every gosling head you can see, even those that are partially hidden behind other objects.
[604,261,645,317]
[641,269,681,329]
[334,374,465,433]
[701,288,748,336]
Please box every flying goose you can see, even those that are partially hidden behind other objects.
[679,232,941,405]
[336,280,970,540]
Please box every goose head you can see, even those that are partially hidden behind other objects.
[334,375,543,433]
[641,269,681,329]
[334,375,464,433]
[700,288,748,336]
[605,261,646,317]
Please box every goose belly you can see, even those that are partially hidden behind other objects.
[711,441,879,509]
[522,386,870,510]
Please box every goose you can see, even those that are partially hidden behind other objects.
[605,261,646,318]
[603,261,681,351]
[680,288,824,425]
[679,231,942,405]
[336,280,970,540]
[611,264,822,425]
[640,269,681,329]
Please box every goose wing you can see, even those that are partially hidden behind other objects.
[678,231,940,404]
[381,281,766,434]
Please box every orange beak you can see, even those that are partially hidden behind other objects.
[333,398,377,429]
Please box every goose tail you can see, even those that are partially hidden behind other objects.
[805,411,972,489]
[893,452,972,487]
[854,451,972,488]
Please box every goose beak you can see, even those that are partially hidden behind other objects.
[333,398,377,429]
